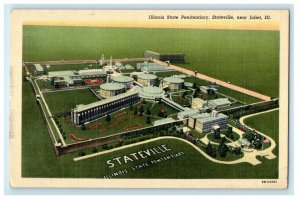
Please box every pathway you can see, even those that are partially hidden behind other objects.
[152,59,271,101]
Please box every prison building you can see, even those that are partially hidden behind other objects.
[136,73,158,86]
[111,75,134,89]
[99,83,126,98]
[177,108,208,124]
[71,91,140,125]
[177,108,207,120]
[138,86,166,100]
[188,111,229,133]
[34,64,44,75]
[77,69,107,78]
[161,77,184,91]
[191,98,208,109]
[136,61,173,72]
[200,86,217,94]
[183,82,194,88]
[153,118,176,126]
[144,50,185,63]
[48,69,106,87]
[208,98,231,109]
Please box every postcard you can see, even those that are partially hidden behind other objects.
[10,9,289,188]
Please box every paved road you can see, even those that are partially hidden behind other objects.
[152,59,272,101]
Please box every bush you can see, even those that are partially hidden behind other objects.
[81,124,86,130]
[91,148,98,153]
[78,151,85,156]
[106,114,111,121]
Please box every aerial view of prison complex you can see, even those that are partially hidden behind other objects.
[22,26,279,179]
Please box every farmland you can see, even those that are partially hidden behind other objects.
[23,26,279,97]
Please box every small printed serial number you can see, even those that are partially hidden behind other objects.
[262,180,277,183]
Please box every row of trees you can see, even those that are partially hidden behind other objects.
[223,101,279,120]
[205,140,242,158]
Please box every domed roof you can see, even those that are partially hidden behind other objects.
[138,86,165,99]
[111,75,134,83]
[163,77,184,84]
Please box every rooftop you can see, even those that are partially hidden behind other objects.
[74,91,139,112]
[100,82,125,91]
[34,64,44,72]
[111,75,134,83]
[153,118,176,126]
[177,109,201,119]
[137,73,158,80]
[163,77,184,84]
[208,98,231,106]
[48,71,75,77]
[138,86,165,99]
[194,112,228,123]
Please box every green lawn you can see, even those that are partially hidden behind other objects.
[23,26,279,97]
[43,89,99,114]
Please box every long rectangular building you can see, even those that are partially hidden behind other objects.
[71,91,139,125]
[144,50,185,63]
[188,111,228,133]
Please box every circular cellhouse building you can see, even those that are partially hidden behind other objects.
[99,82,125,98]
[138,86,166,100]
[137,73,158,86]
[111,75,134,89]
[162,77,184,90]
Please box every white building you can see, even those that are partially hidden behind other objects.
[191,98,208,109]
[208,98,231,109]
[188,111,228,133]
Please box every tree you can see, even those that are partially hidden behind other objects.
[139,105,144,114]
[134,107,138,115]
[146,116,151,124]
[91,148,98,153]
[106,114,111,121]
[255,141,262,149]
[206,142,217,158]
[233,147,242,155]
[81,124,86,130]
[78,151,85,156]
[226,126,233,137]
[219,144,229,158]
[142,99,147,104]
[146,108,151,116]
[213,129,221,139]
[129,104,133,111]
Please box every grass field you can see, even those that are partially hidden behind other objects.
[43,89,99,114]
[23,26,279,98]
